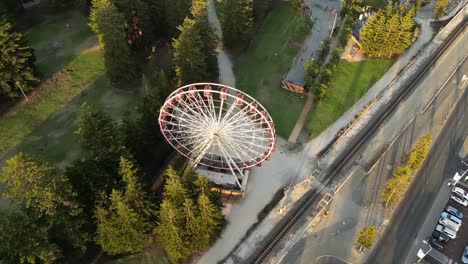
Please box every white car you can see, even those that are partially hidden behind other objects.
[439,212,461,231]
[451,193,468,206]
[435,224,457,239]
[453,187,468,199]
[462,246,468,264]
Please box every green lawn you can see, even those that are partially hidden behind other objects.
[26,11,94,76]
[234,3,308,138]
[0,50,139,166]
[306,59,393,138]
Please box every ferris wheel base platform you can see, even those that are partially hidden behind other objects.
[195,164,250,194]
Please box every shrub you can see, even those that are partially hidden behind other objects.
[357,225,376,250]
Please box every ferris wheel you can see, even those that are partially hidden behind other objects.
[158,83,276,189]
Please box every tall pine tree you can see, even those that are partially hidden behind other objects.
[0,18,38,98]
[113,0,153,48]
[222,0,253,49]
[164,0,191,37]
[360,2,415,58]
[89,0,139,86]
[94,157,153,255]
[173,17,209,86]
[252,0,271,22]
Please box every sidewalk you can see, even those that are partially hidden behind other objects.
[207,0,236,87]
[283,0,339,86]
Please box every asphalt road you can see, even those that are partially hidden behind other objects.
[365,78,468,263]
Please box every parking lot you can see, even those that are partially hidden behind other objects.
[429,183,468,263]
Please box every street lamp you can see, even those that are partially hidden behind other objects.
[416,240,432,263]
[16,82,29,102]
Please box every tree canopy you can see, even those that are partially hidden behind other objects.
[155,166,224,262]
[0,209,61,264]
[221,0,253,49]
[0,18,38,98]
[89,0,139,86]
[94,157,154,255]
[360,3,416,58]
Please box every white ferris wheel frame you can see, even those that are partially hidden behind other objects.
[158,83,276,187]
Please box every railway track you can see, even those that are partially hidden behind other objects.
[247,15,468,264]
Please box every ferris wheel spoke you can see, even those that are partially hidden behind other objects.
[225,136,269,152]
[195,91,218,123]
[183,94,214,124]
[221,137,259,163]
[164,111,208,131]
[220,102,251,127]
[176,96,215,126]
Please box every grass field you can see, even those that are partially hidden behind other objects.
[0,50,139,166]
[26,11,94,76]
[234,3,308,138]
[0,10,140,166]
[306,59,393,138]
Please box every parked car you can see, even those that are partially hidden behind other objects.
[439,212,462,231]
[462,246,468,264]
[451,193,468,206]
[436,224,457,239]
[453,187,468,199]
[428,238,444,250]
[432,230,450,242]
[446,205,464,219]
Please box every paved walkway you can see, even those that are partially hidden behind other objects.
[284,0,340,86]
[198,3,310,264]
[207,0,236,87]
[288,94,314,143]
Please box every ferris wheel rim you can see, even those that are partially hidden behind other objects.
[159,83,276,170]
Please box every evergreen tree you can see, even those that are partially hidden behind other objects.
[121,79,171,173]
[360,2,415,58]
[66,157,120,213]
[113,0,153,47]
[172,0,219,86]
[0,209,62,264]
[163,166,188,206]
[182,198,201,252]
[76,103,121,159]
[252,0,271,22]
[197,193,224,247]
[95,190,152,255]
[89,0,139,86]
[154,200,185,262]
[173,17,208,86]
[0,153,81,218]
[222,0,253,49]
[191,0,219,82]
[94,157,153,255]
[0,18,38,98]
[142,0,166,37]
[0,153,90,253]
[164,0,191,37]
